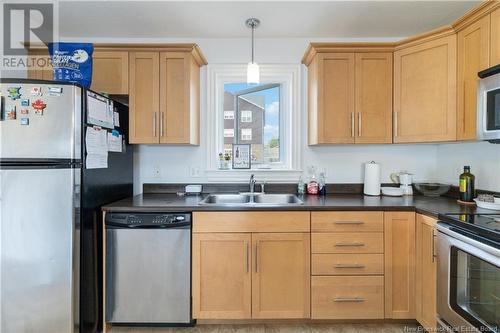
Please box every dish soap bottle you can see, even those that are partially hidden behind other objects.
[459,166,475,202]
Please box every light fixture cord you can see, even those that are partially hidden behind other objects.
[251,23,255,64]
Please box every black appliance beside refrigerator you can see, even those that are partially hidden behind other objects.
[0,79,133,333]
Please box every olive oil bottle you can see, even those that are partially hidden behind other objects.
[459,166,475,202]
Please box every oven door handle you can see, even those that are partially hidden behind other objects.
[436,223,500,258]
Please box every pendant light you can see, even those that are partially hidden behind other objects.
[246,18,260,84]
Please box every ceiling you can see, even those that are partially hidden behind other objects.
[59,1,480,39]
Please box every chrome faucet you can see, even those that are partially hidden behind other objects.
[249,174,256,193]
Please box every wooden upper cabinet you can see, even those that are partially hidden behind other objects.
[415,214,438,331]
[129,52,160,144]
[159,52,199,144]
[303,45,393,145]
[355,53,393,143]
[491,7,500,66]
[457,16,491,141]
[384,211,416,319]
[316,53,355,144]
[91,51,129,94]
[394,34,457,143]
[129,45,206,145]
[192,233,252,319]
[251,233,310,319]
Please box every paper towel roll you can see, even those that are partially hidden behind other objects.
[364,161,381,196]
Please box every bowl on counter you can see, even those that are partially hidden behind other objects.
[414,183,451,197]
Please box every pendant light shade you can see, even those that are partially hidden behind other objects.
[246,18,260,84]
[247,62,260,84]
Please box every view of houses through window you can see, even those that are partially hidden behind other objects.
[223,83,281,166]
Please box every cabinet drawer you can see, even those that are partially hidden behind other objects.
[311,276,384,319]
[312,233,384,254]
[312,254,384,275]
[193,212,310,233]
[312,212,384,232]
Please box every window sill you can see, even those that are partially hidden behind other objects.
[205,169,303,182]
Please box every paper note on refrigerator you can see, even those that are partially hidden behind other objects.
[107,132,123,152]
[87,91,114,129]
[85,126,108,168]
[86,153,108,169]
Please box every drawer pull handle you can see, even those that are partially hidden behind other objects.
[333,297,365,303]
[334,264,366,269]
[335,242,365,247]
[334,221,365,225]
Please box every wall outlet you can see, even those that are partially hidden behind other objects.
[153,164,161,179]
[190,166,201,178]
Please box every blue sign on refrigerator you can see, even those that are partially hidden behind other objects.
[48,43,94,88]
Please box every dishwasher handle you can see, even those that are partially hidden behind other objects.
[105,222,191,229]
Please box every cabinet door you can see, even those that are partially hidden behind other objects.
[394,35,457,143]
[457,16,491,140]
[491,7,500,66]
[316,53,355,144]
[27,52,53,80]
[159,52,192,144]
[129,52,159,144]
[252,233,310,319]
[192,233,252,319]
[91,51,129,94]
[415,214,437,331]
[384,212,416,319]
[355,53,393,144]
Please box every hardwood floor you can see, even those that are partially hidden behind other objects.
[109,323,419,333]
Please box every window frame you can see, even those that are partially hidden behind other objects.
[206,64,302,181]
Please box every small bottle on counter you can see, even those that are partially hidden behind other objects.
[459,166,475,202]
[297,176,305,195]
[318,171,326,196]
[307,174,319,195]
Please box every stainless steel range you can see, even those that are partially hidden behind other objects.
[436,213,500,333]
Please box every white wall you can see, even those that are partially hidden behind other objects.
[61,37,497,194]
[113,37,439,194]
[436,141,500,192]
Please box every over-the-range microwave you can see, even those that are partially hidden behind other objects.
[477,64,500,143]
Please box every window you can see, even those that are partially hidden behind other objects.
[224,129,234,138]
[223,82,281,165]
[206,64,301,178]
[241,110,252,122]
[224,111,234,120]
[241,128,252,141]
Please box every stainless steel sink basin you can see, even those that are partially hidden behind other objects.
[253,194,303,205]
[198,193,303,206]
[199,194,251,205]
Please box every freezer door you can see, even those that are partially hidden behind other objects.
[0,83,82,160]
[0,167,79,333]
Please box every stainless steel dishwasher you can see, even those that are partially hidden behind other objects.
[105,212,192,325]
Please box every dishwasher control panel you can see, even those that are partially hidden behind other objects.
[106,212,191,228]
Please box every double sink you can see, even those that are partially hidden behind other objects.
[199,193,303,206]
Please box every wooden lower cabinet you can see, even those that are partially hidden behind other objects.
[192,233,252,319]
[312,253,384,276]
[252,233,310,319]
[384,211,416,319]
[415,214,438,331]
[192,231,310,320]
[311,276,385,319]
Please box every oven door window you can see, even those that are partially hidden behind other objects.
[450,247,500,332]
[486,88,500,131]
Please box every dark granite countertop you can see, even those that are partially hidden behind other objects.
[102,193,490,218]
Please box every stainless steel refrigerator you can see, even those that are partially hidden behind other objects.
[0,79,133,333]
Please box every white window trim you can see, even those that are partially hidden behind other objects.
[241,128,252,141]
[241,110,252,123]
[206,64,302,182]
